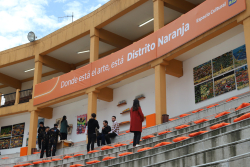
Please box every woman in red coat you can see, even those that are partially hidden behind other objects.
[130,99,144,147]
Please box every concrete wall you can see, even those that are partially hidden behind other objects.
[0,113,30,155]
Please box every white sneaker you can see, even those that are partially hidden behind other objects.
[136,145,140,147]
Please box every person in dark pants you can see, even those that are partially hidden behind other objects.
[86,113,99,152]
[106,116,119,144]
[40,126,50,158]
[97,120,111,146]
[60,115,69,140]
[49,124,60,156]
[38,122,45,150]
[130,99,144,147]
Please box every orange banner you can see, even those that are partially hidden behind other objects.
[34,0,246,105]
[157,0,246,57]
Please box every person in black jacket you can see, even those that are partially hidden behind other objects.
[86,113,99,152]
[40,126,50,158]
[38,122,45,150]
[97,120,111,146]
[49,124,60,156]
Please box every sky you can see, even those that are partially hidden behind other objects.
[0,0,109,52]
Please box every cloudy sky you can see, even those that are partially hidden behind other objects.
[0,0,109,52]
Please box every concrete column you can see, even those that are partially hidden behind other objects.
[32,54,43,97]
[27,110,39,155]
[87,92,98,119]
[243,17,250,89]
[90,28,100,63]
[15,89,20,105]
[154,65,167,125]
[0,93,2,106]
[153,0,164,32]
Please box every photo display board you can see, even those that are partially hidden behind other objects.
[194,45,248,103]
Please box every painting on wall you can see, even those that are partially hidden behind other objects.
[233,45,247,68]
[213,51,234,77]
[236,65,249,90]
[12,123,25,136]
[214,71,236,96]
[193,60,212,85]
[0,126,12,138]
[195,80,214,103]
[10,136,23,148]
[0,138,11,150]
[55,118,62,129]
[77,114,87,134]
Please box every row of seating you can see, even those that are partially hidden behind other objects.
[4,100,250,167]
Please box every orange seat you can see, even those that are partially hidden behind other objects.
[154,142,172,148]
[33,152,40,154]
[179,114,190,118]
[42,160,52,163]
[175,125,190,130]
[114,143,127,147]
[119,133,126,136]
[88,150,99,154]
[169,118,178,121]
[1,157,9,159]
[102,156,116,161]
[158,131,171,135]
[63,155,73,159]
[194,119,208,124]
[173,136,190,142]
[192,109,204,113]
[215,111,230,118]
[14,165,23,167]
[142,127,146,129]
[137,147,152,152]
[235,103,250,111]
[226,97,238,102]
[70,165,84,167]
[33,161,43,164]
[207,104,219,109]
[22,163,33,166]
[189,131,208,137]
[52,158,62,161]
[210,122,231,130]
[86,160,101,164]
[101,146,114,150]
[74,154,84,157]
[130,140,142,144]
[234,113,250,122]
[142,135,154,140]
[126,130,130,133]
[119,152,133,156]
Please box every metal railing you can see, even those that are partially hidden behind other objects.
[19,89,32,104]
[1,92,16,107]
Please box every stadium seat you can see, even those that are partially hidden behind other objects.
[101,146,114,150]
[235,103,250,111]
[102,157,116,161]
[154,142,172,148]
[192,109,204,113]
[175,124,190,130]
[173,136,190,142]
[189,131,208,137]
[215,111,230,118]
[210,122,231,130]
[119,152,133,156]
[158,131,171,135]
[194,119,208,124]
[142,135,155,140]
[137,147,152,152]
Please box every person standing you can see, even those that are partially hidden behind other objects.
[106,116,119,144]
[38,122,45,151]
[97,120,111,146]
[40,126,50,158]
[130,99,144,147]
[86,113,99,152]
[60,116,69,140]
[49,124,60,156]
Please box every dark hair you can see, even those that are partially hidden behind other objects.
[39,122,44,125]
[45,126,50,129]
[112,116,116,119]
[132,99,140,111]
[103,120,108,124]
[91,113,96,118]
[62,115,66,122]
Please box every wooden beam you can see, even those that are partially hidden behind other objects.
[0,73,21,89]
[165,59,183,77]
[38,107,53,119]
[163,0,196,14]
[97,87,113,102]
[42,55,74,73]
[75,48,120,67]
[153,0,165,31]
[0,85,8,89]
[99,29,133,48]
[21,70,59,83]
